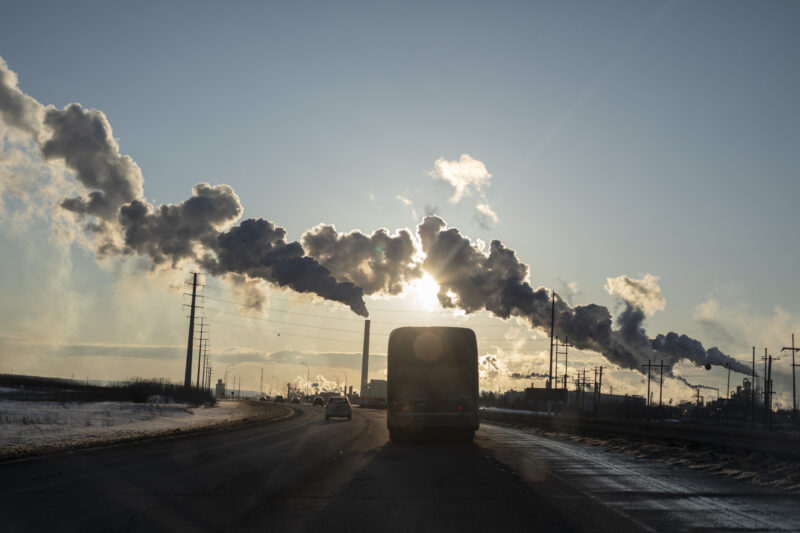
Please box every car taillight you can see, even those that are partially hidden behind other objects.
[403,405,409,411]
[458,404,464,411]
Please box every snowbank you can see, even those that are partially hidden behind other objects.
[0,399,290,460]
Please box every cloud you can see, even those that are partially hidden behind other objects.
[431,154,492,203]
[475,203,499,223]
[431,154,499,227]
[604,274,666,316]
[395,194,418,221]
[0,336,183,361]
[693,299,719,321]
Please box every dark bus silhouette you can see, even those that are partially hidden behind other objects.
[387,327,479,443]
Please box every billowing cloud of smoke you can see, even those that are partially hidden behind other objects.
[0,57,367,316]
[0,58,43,137]
[0,57,755,372]
[119,183,242,263]
[42,104,146,222]
[651,333,752,375]
[604,274,665,316]
[292,374,347,394]
[418,215,747,378]
[301,224,423,295]
[671,374,720,394]
[510,370,550,380]
[202,219,368,316]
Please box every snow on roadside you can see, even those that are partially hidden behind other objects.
[483,417,800,493]
[0,399,288,460]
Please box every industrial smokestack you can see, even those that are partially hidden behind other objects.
[360,319,370,397]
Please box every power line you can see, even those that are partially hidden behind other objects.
[211,319,363,345]
[206,307,364,334]
[205,295,547,335]
[203,286,519,318]
[205,298,548,339]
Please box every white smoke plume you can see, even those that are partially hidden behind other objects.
[417,215,749,377]
[0,57,44,138]
[0,57,368,317]
[0,57,754,376]
[301,224,423,295]
[604,274,666,316]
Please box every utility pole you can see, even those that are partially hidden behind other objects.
[658,360,665,409]
[555,336,573,390]
[751,346,756,427]
[548,291,556,389]
[781,333,799,423]
[554,336,559,388]
[597,366,603,414]
[195,317,206,388]
[199,338,207,389]
[767,355,774,429]
[260,368,264,397]
[762,348,769,423]
[642,360,654,407]
[203,340,211,389]
[184,273,200,389]
[759,349,776,426]
[726,362,731,400]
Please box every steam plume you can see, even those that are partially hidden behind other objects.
[0,57,368,316]
[0,57,43,136]
[0,56,754,364]
[302,224,423,295]
[671,374,720,393]
[418,215,746,377]
[510,371,550,380]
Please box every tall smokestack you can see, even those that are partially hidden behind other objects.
[360,319,370,397]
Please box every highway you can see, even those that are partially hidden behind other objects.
[2,403,799,532]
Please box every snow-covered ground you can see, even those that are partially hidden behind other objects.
[483,417,800,493]
[0,399,289,460]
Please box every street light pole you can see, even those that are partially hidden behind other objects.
[272,375,279,395]
[341,371,347,395]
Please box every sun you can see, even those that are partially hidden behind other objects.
[407,273,441,311]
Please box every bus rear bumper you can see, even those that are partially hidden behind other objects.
[387,413,479,431]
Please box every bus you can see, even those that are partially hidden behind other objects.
[387,327,479,443]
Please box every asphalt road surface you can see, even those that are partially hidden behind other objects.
[2,404,799,532]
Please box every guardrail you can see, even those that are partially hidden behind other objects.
[480,409,800,459]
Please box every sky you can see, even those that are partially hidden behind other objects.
[1,1,799,405]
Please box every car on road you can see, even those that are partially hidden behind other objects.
[325,396,352,420]
[274,395,284,403]
[291,397,300,404]
[312,396,325,407]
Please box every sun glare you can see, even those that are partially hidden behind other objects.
[408,273,441,311]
